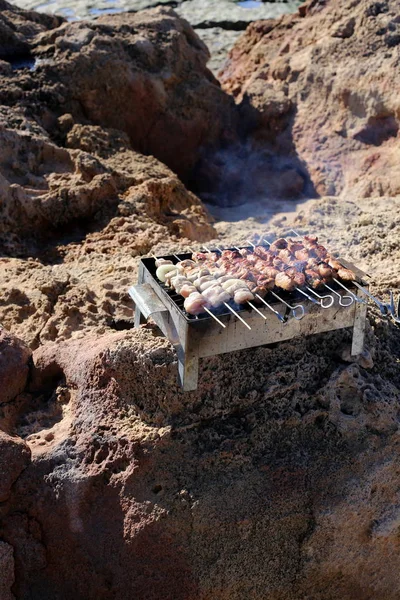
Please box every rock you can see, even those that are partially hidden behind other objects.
[20,8,237,181]
[0,0,63,60]
[220,0,400,197]
[0,430,31,502]
[0,112,215,242]
[176,0,300,30]
[0,117,215,348]
[0,329,31,404]
[0,541,15,600]
[1,311,397,599]
[340,345,374,369]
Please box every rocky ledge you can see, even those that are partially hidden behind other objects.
[1,0,400,599]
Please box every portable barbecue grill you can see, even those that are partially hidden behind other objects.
[129,247,369,391]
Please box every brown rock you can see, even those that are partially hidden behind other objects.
[0,541,15,600]
[1,317,397,599]
[220,0,400,198]
[0,7,236,181]
[0,114,215,244]
[0,0,63,60]
[0,430,30,502]
[0,329,31,404]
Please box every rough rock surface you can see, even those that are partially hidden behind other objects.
[0,541,15,600]
[0,0,62,60]
[0,329,31,404]
[10,0,300,74]
[2,277,400,599]
[9,7,235,181]
[0,430,31,502]
[0,113,214,242]
[1,1,400,599]
[220,0,400,197]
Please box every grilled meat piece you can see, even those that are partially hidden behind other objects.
[327,257,342,271]
[254,246,272,261]
[269,238,288,252]
[234,289,255,304]
[279,249,294,264]
[317,262,334,279]
[180,284,198,298]
[305,269,323,289]
[184,292,210,315]
[202,285,230,307]
[286,267,306,287]
[275,272,296,291]
[294,248,310,262]
[337,267,355,281]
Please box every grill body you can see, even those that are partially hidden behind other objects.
[129,252,368,391]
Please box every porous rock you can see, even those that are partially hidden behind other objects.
[0,329,31,404]
[0,430,31,502]
[220,0,400,197]
[1,311,397,599]
[22,7,237,180]
[0,541,15,600]
[0,0,63,60]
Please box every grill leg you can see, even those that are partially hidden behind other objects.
[351,286,367,356]
[134,261,147,328]
[134,306,146,328]
[177,347,199,392]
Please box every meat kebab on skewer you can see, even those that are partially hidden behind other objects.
[164,255,283,324]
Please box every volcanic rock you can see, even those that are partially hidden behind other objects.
[0,0,63,61]
[220,0,400,197]
[1,300,398,599]
[0,110,215,243]
[0,541,15,600]
[16,7,237,181]
[0,430,31,502]
[0,328,31,404]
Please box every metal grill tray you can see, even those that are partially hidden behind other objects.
[141,248,362,324]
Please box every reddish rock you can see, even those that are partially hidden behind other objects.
[0,0,63,60]
[0,430,30,502]
[0,322,395,599]
[0,7,237,182]
[220,0,400,198]
[0,329,31,404]
[0,541,15,600]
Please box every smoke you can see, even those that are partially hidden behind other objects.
[191,140,315,209]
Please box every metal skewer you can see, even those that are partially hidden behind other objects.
[246,239,312,315]
[352,281,388,315]
[269,291,305,320]
[290,230,400,321]
[333,278,367,304]
[247,301,267,320]
[223,303,252,329]
[198,246,259,327]
[306,287,334,308]
[255,294,285,322]
[288,229,370,306]
[294,287,320,305]
[203,307,226,328]
[165,250,228,329]
[324,284,354,307]
[388,291,400,324]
